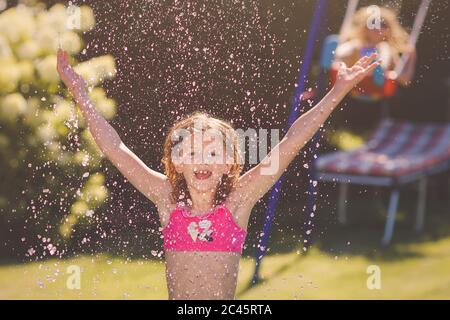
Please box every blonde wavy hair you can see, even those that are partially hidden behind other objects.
[161,112,243,205]
[341,6,410,56]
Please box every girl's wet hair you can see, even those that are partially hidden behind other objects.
[162,111,243,205]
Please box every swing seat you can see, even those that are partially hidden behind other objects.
[320,34,399,102]
[314,119,450,245]
[330,66,398,101]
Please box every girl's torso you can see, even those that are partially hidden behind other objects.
[165,251,241,299]
[162,203,247,253]
[160,203,248,299]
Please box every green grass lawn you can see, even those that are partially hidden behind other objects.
[2,181,449,299]
[1,235,450,299]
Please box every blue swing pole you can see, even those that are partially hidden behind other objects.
[303,0,359,250]
[251,0,328,285]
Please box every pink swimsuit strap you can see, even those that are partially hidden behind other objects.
[162,203,247,253]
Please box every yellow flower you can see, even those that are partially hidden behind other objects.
[96,98,116,120]
[36,55,59,83]
[0,61,21,93]
[0,35,13,60]
[87,172,105,186]
[16,40,41,60]
[36,123,57,143]
[59,222,73,239]
[22,97,40,127]
[85,185,108,205]
[74,55,116,87]
[35,27,58,54]
[74,150,90,166]
[80,5,95,32]
[0,6,35,44]
[88,87,106,101]
[18,60,35,83]
[0,93,27,123]
[53,99,72,122]
[89,88,117,120]
[48,3,69,32]
[70,200,88,216]
[59,31,82,55]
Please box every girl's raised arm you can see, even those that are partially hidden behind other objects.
[56,49,172,215]
[230,54,380,219]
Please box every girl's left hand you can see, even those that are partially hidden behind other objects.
[334,53,381,94]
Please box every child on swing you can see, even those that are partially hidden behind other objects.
[336,6,417,86]
[57,46,380,299]
[334,6,417,135]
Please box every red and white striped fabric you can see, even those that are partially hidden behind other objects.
[316,119,450,177]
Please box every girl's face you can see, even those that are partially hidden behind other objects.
[173,130,233,194]
[366,19,391,44]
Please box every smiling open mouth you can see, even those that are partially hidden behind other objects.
[194,170,212,180]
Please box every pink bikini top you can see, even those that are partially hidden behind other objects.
[162,203,247,253]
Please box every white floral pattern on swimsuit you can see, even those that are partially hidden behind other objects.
[187,220,214,242]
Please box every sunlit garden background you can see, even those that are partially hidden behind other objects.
[1,0,449,299]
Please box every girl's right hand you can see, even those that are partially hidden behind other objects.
[57,48,87,99]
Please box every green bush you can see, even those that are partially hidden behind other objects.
[0,3,116,260]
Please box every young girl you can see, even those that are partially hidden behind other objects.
[334,6,417,134]
[336,6,417,87]
[56,48,379,299]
